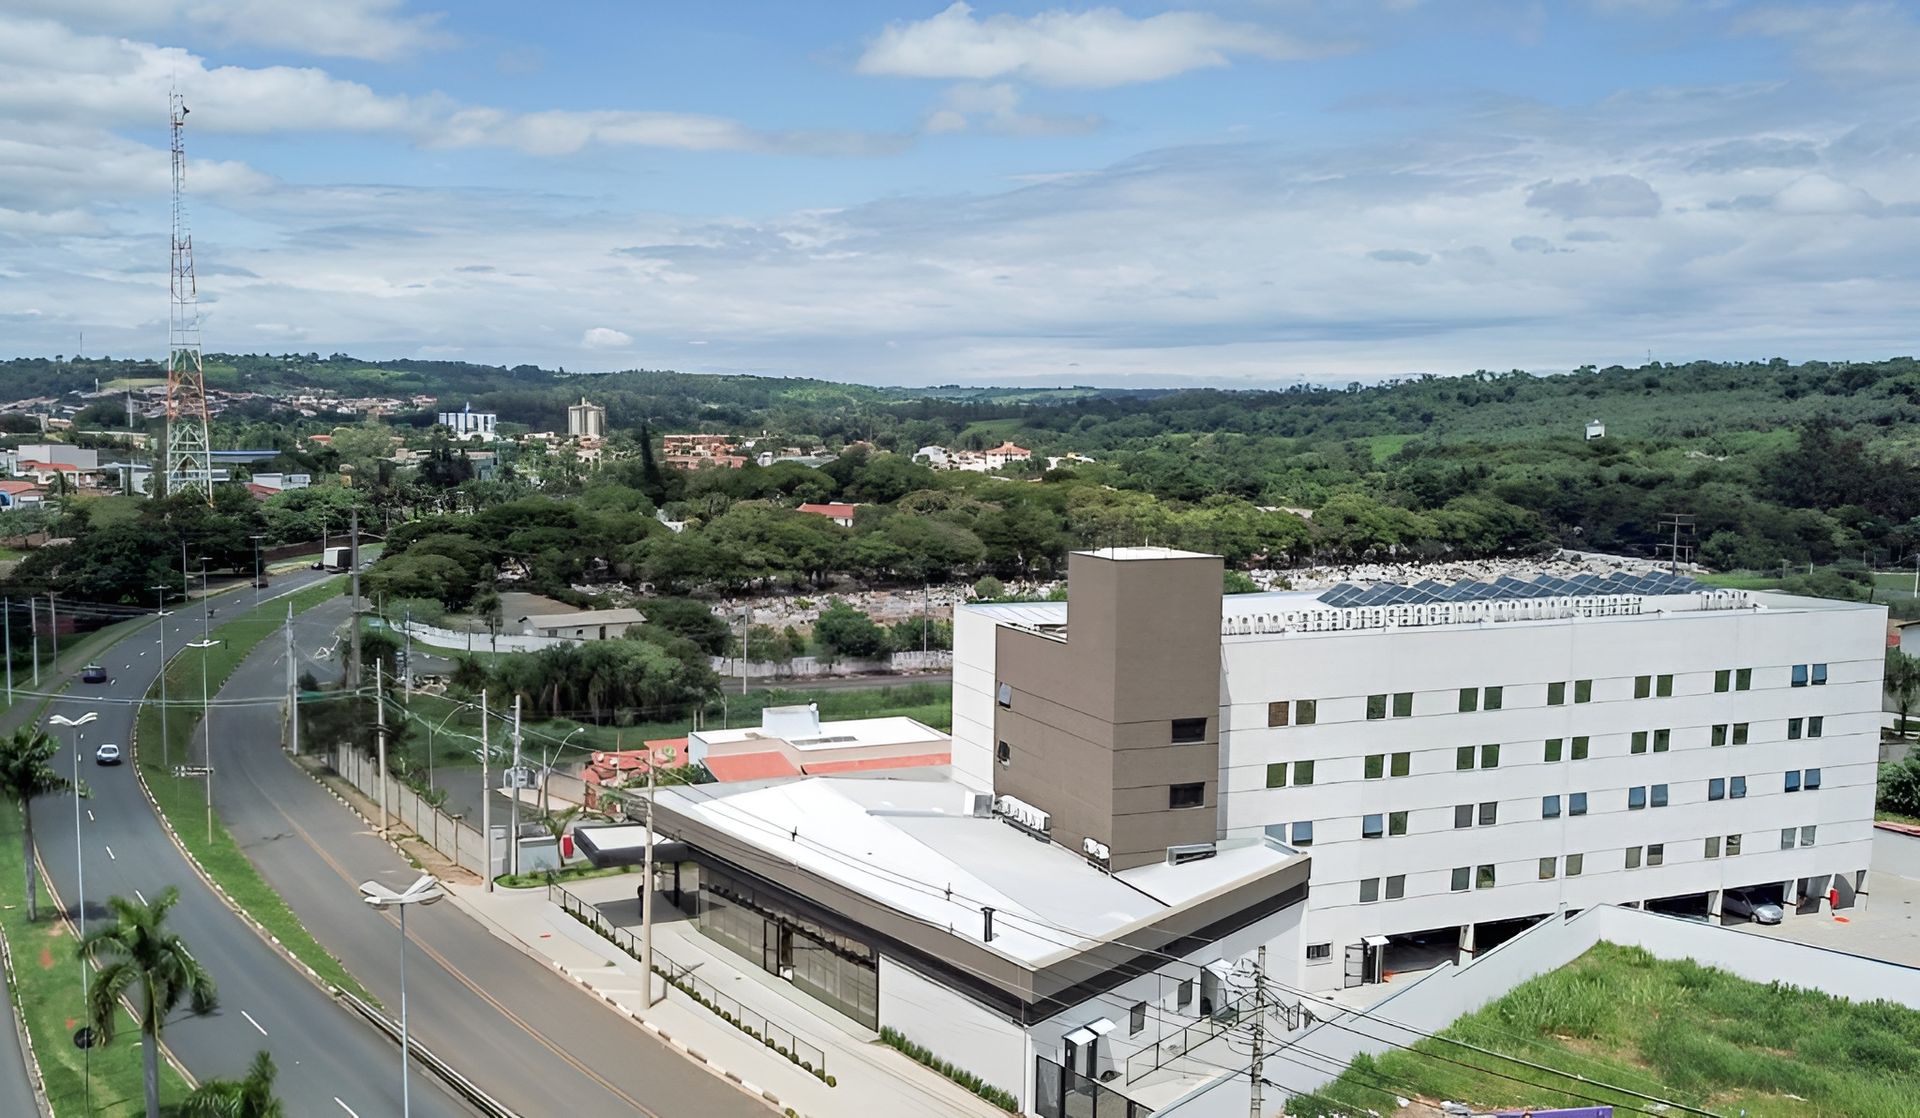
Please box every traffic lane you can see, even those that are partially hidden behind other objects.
[216,604,768,1118]
[0,960,41,1118]
[37,583,475,1118]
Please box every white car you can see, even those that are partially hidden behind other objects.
[93,743,123,766]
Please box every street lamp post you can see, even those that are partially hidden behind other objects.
[359,874,446,1118]
[539,726,586,821]
[250,534,266,606]
[51,710,97,1116]
[191,558,217,844]
[150,585,171,769]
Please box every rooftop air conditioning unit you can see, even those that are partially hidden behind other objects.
[1083,837,1111,864]
[994,794,1051,835]
[1166,842,1218,866]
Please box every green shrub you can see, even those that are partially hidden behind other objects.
[878,1027,1017,1111]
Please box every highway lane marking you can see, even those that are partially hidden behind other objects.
[133,889,147,905]
[334,1098,359,1118]
[241,1009,268,1037]
[86,810,93,822]
[104,846,115,861]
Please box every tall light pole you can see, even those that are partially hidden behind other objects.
[358,874,446,1118]
[539,726,585,821]
[250,533,266,606]
[189,557,217,844]
[150,585,172,769]
[51,710,97,1115]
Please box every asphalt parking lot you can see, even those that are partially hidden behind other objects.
[1735,859,1920,966]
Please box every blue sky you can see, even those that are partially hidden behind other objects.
[1,1,1917,386]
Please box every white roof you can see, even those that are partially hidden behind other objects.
[523,608,647,629]
[692,714,944,752]
[655,777,1300,966]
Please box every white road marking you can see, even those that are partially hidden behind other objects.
[104,846,115,861]
[334,1099,360,1117]
[133,889,146,905]
[85,810,93,822]
[241,1009,267,1037]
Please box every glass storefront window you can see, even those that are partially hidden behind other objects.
[692,865,880,1030]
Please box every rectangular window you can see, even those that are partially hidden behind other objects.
[1362,813,1385,839]
[1570,792,1588,816]
[1788,717,1803,740]
[1306,943,1332,961]
[1454,804,1474,829]
[1785,770,1801,793]
[1566,853,1584,876]
[1390,751,1411,777]
[1539,856,1557,881]
[1177,980,1194,1012]
[1809,715,1823,738]
[1456,745,1475,771]
[1290,821,1313,846]
[1131,1002,1147,1034]
[1267,701,1290,727]
[1781,827,1797,850]
[1715,669,1731,692]
[1736,668,1752,690]
[1169,783,1205,809]
[1265,763,1286,789]
[1631,730,1648,755]
[1626,846,1642,869]
[1651,783,1669,808]
[1802,824,1817,846]
[1792,663,1809,687]
[1548,681,1566,706]
[1392,691,1413,718]
[1657,674,1673,697]
[1572,736,1590,760]
[1575,679,1593,703]
[1732,723,1749,745]
[1478,801,1499,826]
[1297,699,1318,725]
[1476,864,1496,889]
[1705,836,1721,859]
[1294,760,1315,786]
[1711,724,1727,747]
[1648,843,1664,867]
[1364,753,1385,780]
[1813,663,1828,686]
[1709,777,1725,801]
[1628,786,1647,810]
[1389,811,1408,836]
[1544,737,1563,763]
[1731,775,1747,798]
[1485,686,1503,711]
[1451,867,1470,892]
[1654,729,1670,753]
[1634,675,1652,699]
[1366,694,1387,720]
[1359,878,1380,903]
[1543,794,1562,818]
[996,683,1012,708]
[1481,743,1501,769]
[1805,767,1821,790]
[1727,833,1742,856]
[1385,874,1405,900]
[1171,717,1208,744]
[1459,687,1478,713]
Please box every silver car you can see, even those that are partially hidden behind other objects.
[1723,891,1784,924]
[94,743,123,766]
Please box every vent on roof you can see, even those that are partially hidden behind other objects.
[968,792,994,818]
[1166,842,1217,866]
[994,794,1050,836]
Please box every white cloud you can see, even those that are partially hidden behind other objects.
[1526,174,1663,219]
[1741,4,1920,84]
[581,327,633,349]
[858,2,1326,88]
[1769,174,1881,215]
[922,83,1100,136]
[12,0,452,62]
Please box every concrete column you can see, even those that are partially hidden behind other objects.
[1706,889,1722,921]
[1456,922,1476,966]
[1783,878,1799,910]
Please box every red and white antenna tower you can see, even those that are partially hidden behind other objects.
[164,89,213,502]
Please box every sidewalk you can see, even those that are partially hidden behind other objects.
[443,874,1008,1118]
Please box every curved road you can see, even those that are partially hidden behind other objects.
[35,571,474,1118]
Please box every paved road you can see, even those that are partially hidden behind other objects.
[0,962,40,1118]
[31,573,476,1118]
[213,598,770,1117]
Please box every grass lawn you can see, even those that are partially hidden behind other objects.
[0,802,191,1117]
[1362,433,1414,463]
[134,577,372,1003]
[495,863,636,890]
[1289,942,1920,1118]
[1696,570,1787,590]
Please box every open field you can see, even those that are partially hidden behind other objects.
[1289,942,1920,1118]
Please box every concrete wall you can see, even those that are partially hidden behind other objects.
[1874,826,1920,880]
[879,957,1030,1109]
[399,620,575,655]
[330,744,489,876]
[709,650,953,679]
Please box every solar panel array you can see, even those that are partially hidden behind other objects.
[1317,569,1706,609]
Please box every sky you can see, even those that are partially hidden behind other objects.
[1,0,1917,388]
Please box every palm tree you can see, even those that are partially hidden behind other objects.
[181,1049,284,1118]
[0,726,86,923]
[78,887,218,1118]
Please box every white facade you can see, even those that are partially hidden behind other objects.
[567,397,606,439]
[437,402,498,440]
[956,584,1885,991]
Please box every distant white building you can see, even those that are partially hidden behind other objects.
[913,445,949,468]
[567,397,606,439]
[520,607,647,641]
[437,402,498,441]
[1586,418,1606,440]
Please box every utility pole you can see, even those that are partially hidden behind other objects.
[403,606,413,697]
[3,596,12,704]
[740,605,749,696]
[348,508,362,686]
[46,593,57,672]
[199,560,213,846]
[153,584,171,770]
[922,583,929,654]
[375,660,389,838]
[509,696,523,876]
[642,756,659,1006]
[481,690,493,892]
[28,596,37,686]
[1248,944,1267,1118]
[284,601,299,756]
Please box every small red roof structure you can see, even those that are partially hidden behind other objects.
[703,752,804,782]
[796,502,857,520]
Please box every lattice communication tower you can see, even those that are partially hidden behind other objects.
[164,90,213,502]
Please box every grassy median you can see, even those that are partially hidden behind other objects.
[135,577,374,1003]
